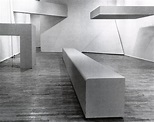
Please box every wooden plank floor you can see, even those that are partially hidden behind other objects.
[0,50,154,121]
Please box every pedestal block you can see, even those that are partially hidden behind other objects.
[0,24,36,69]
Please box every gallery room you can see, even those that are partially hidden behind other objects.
[0,0,154,121]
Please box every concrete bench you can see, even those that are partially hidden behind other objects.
[62,48,125,118]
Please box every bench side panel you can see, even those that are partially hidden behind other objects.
[62,48,125,118]
[62,49,86,115]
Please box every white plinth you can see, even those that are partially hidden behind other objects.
[0,24,36,69]
[63,48,125,118]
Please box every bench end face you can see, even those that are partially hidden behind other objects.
[85,78,125,118]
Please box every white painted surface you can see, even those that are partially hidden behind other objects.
[41,0,154,62]
[13,0,67,17]
[0,0,20,62]
[124,0,154,6]
[1,0,154,63]
[40,15,64,33]
[116,0,154,62]
[14,13,31,24]
[31,15,41,47]
[0,24,36,69]
[91,6,154,19]
[13,0,67,48]
[63,48,125,118]
[41,0,123,54]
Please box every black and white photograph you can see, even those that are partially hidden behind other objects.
[0,0,154,121]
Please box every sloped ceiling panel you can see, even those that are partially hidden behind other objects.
[13,0,67,17]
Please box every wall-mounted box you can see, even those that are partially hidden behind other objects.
[91,6,154,19]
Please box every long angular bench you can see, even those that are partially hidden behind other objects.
[62,48,125,118]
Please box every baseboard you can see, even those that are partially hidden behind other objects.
[125,54,154,63]
[0,52,20,63]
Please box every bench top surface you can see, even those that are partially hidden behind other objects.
[63,48,124,80]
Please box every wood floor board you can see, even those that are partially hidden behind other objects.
[0,51,154,121]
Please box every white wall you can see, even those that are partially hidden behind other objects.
[0,0,20,62]
[13,0,67,17]
[41,0,154,62]
[12,0,67,48]
[41,0,124,54]
[40,15,64,34]
[14,13,30,24]
[31,15,40,47]
[117,0,154,62]
[1,0,154,62]
[0,0,32,62]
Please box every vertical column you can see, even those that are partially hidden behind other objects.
[31,15,41,47]
[20,24,36,69]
